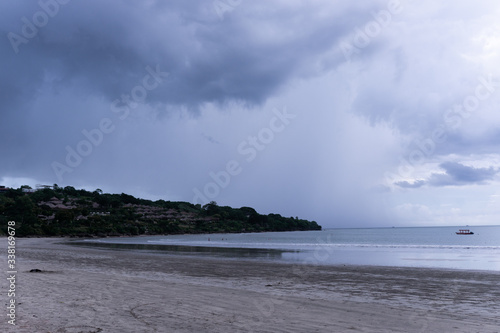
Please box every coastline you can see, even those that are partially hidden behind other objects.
[1,237,499,332]
[70,228,500,272]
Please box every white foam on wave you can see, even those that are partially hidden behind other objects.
[142,239,500,251]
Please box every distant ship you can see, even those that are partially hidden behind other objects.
[456,229,474,235]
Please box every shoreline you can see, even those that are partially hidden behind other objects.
[1,238,499,332]
[71,233,500,273]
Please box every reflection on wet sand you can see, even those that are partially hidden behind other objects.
[67,240,296,260]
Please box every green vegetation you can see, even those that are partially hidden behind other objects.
[0,185,321,237]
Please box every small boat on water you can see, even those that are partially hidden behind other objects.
[456,229,474,235]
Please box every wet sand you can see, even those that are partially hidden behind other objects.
[1,238,499,332]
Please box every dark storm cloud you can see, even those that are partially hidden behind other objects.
[0,0,362,112]
[0,0,376,179]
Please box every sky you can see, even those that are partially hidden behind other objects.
[1,0,500,228]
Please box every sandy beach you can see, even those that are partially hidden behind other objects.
[1,238,499,333]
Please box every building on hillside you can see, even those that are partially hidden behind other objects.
[36,184,53,190]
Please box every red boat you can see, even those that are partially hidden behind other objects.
[456,229,474,235]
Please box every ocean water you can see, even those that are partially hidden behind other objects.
[81,225,500,271]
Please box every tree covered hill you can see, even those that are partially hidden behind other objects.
[0,185,321,237]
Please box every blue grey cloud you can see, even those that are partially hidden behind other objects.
[428,162,499,187]
[395,162,500,189]
[394,180,426,188]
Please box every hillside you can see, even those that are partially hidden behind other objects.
[0,185,321,237]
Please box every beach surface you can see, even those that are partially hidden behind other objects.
[1,238,499,333]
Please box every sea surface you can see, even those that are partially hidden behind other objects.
[80,225,500,271]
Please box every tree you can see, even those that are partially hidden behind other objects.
[55,210,75,225]
[203,201,219,215]
[0,185,322,236]
[63,186,78,196]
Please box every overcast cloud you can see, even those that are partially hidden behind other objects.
[2,0,500,227]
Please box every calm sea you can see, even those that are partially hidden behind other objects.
[81,225,500,271]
